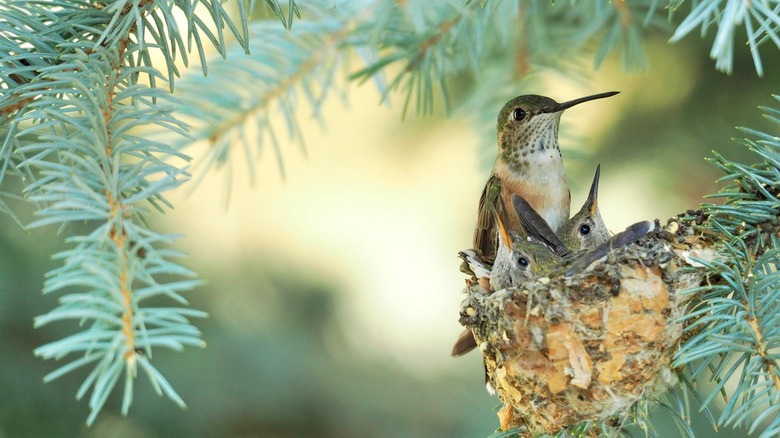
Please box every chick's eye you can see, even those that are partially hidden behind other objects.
[579,224,591,235]
[512,108,526,122]
[515,255,529,268]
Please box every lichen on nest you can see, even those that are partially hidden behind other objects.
[458,219,717,436]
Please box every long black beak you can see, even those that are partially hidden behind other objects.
[585,164,601,215]
[547,91,619,113]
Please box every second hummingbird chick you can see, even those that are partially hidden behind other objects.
[558,165,610,252]
[561,220,655,277]
[489,196,564,291]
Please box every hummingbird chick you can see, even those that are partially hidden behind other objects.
[561,220,656,277]
[558,165,610,252]
[473,92,619,261]
[489,195,564,291]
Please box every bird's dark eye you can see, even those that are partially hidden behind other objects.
[579,224,591,235]
[512,108,526,122]
[515,254,529,268]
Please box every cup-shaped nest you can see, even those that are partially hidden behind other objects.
[458,221,715,435]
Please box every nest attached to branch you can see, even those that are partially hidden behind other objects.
[458,219,717,436]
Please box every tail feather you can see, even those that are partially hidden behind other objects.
[451,328,478,356]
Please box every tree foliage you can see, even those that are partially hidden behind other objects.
[0,0,282,425]
[1,0,779,433]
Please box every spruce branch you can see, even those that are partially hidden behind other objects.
[0,0,294,425]
[670,0,780,76]
[15,45,203,425]
[173,2,367,187]
[349,0,484,116]
[563,0,669,70]
[670,96,780,437]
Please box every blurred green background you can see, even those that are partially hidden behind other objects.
[1,10,778,438]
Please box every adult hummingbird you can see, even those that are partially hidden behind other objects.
[558,165,610,252]
[473,91,619,261]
